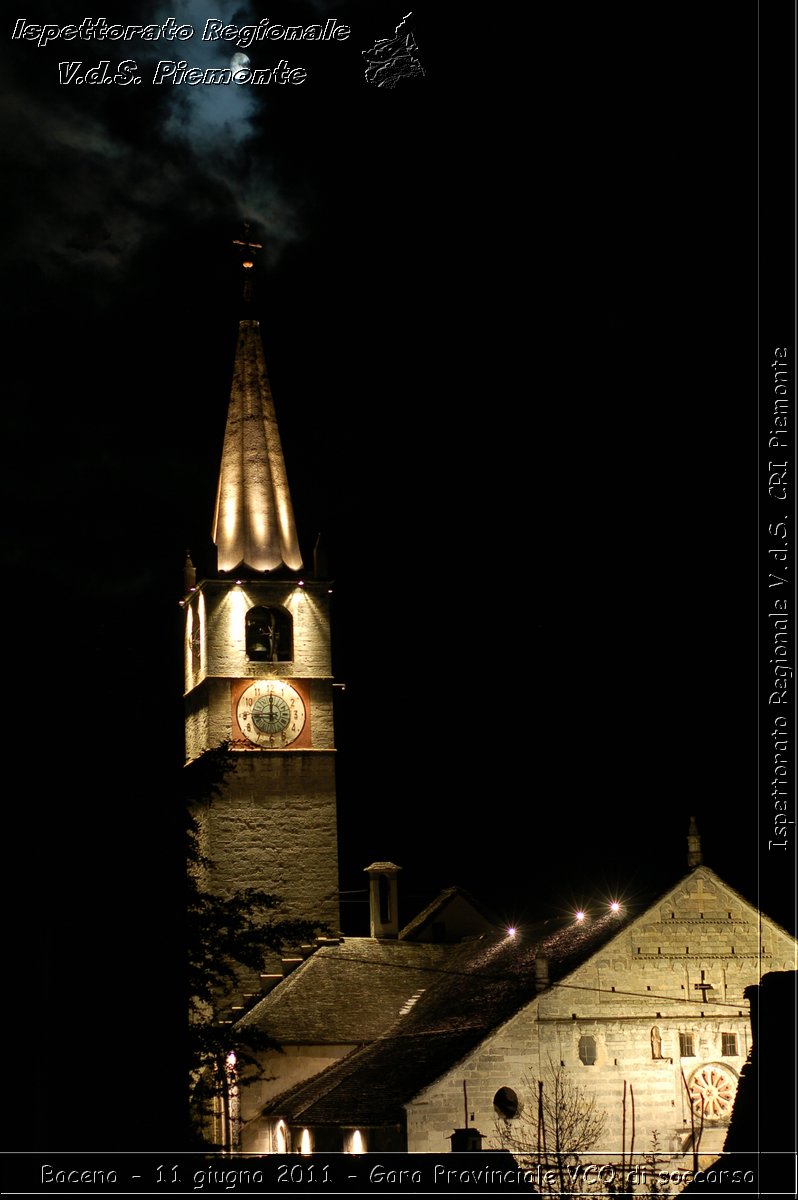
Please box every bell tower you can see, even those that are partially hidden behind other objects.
[182,229,340,943]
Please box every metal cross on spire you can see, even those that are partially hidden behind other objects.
[233,222,263,266]
[232,223,263,303]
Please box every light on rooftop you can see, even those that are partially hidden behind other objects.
[575,910,586,923]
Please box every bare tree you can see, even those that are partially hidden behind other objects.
[494,1058,606,1196]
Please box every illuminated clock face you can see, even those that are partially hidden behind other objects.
[236,680,306,747]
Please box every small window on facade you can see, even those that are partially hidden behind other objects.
[246,606,293,662]
[721,1032,738,1056]
[679,1033,695,1057]
[578,1035,597,1065]
[493,1087,519,1119]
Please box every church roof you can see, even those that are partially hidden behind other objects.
[255,910,629,1127]
[236,939,457,1044]
[262,1032,479,1128]
[252,864,798,1131]
[211,256,302,573]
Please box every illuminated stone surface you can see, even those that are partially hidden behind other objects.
[184,274,338,1005]
[212,318,302,572]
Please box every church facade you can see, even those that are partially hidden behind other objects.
[235,855,796,1162]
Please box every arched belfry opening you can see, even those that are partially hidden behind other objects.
[246,605,293,662]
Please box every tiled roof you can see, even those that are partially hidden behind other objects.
[257,910,628,1126]
[236,939,457,1043]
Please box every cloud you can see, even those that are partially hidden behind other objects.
[0,0,312,289]
[144,0,263,158]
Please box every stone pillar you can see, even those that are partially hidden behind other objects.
[365,862,402,939]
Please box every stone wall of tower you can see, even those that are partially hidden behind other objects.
[201,581,332,683]
[186,676,334,758]
[194,753,339,929]
[184,579,334,758]
[184,575,340,987]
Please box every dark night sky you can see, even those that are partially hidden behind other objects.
[0,0,791,1152]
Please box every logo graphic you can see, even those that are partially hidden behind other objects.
[362,12,425,88]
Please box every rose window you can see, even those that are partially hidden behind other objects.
[688,1064,737,1122]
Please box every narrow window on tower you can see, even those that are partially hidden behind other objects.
[721,1032,738,1056]
[190,617,200,671]
[246,606,293,662]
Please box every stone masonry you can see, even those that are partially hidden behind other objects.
[405,868,796,1158]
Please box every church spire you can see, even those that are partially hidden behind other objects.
[211,227,303,573]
